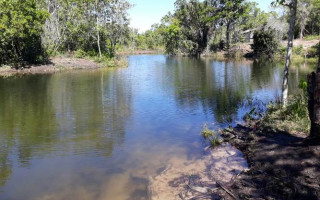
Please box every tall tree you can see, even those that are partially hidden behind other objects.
[274,0,298,106]
[0,0,48,66]
[297,0,312,39]
[216,0,247,51]
[162,14,182,55]
[174,0,212,56]
[41,0,130,57]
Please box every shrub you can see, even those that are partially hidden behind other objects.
[201,124,223,147]
[262,81,310,133]
[307,43,319,58]
[252,29,279,58]
[74,49,87,58]
[304,35,319,41]
[293,45,305,56]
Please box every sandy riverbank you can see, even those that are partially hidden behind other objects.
[0,57,104,77]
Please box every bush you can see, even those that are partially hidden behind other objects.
[252,29,279,58]
[307,43,319,58]
[74,49,87,58]
[263,81,310,133]
[304,35,319,41]
[0,0,48,67]
[201,124,223,147]
[293,45,305,56]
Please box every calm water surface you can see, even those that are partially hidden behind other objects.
[0,55,314,200]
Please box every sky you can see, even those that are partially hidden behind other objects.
[128,0,274,33]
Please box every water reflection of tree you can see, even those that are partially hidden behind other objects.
[0,70,133,187]
[0,75,59,186]
[49,70,132,157]
[165,58,280,123]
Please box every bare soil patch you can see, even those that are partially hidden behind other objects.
[221,122,320,200]
[281,39,319,49]
[0,57,101,76]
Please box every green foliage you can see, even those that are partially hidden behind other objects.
[278,46,287,56]
[173,0,213,55]
[74,49,87,58]
[293,45,306,56]
[159,0,271,56]
[263,81,310,133]
[304,35,320,41]
[162,17,182,55]
[0,0,131,67]
[0,0,48,67]
[201,124,223,147]
[126,25,165,51]
[44,0,131,57]
[252,29,279,58]
[307,43,320,58]
[307,0,320,36]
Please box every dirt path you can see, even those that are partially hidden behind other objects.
[281,39,319,49]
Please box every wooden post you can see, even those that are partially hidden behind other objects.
[308,42,320,140]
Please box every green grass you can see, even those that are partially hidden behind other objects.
[202,124,223,147]
[304,35,320,41]
[262,83,310,134]
[69,49,128,68]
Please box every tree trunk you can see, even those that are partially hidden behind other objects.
[300,24,305,40]
[282,0,297,107]
[307,42,320,140]
[95,0,102,58]
[97,28,102,58]
[318,42,320,70]
[226,22,231,52]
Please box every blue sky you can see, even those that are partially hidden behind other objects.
[128,0,274,32]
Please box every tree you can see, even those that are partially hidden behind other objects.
[297,0,312,39]
[104,0,131,56]
[0,0,48,67]
[307,42,320,141]
[273,0,298,106]
[307,0,320,35]
[216,0,248,51]
[252,29,279,58]
[174,0,212,56]
[162,15,182,55]
[41,0,130,57]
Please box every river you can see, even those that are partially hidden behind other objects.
[0,55,314,200]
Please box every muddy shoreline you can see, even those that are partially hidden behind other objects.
[0,57,109,77]
[149,120,320,200]
[219,121,320,200]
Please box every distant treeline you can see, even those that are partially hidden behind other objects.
[1,0,319,67]
[126,0,320,57]
[0,0,131,67]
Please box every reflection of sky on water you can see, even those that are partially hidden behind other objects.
[0,55,315,200]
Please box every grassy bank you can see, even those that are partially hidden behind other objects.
[198,87,319,199]
[116,49,164,56]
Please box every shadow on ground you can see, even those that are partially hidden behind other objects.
[223,124,320,200]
